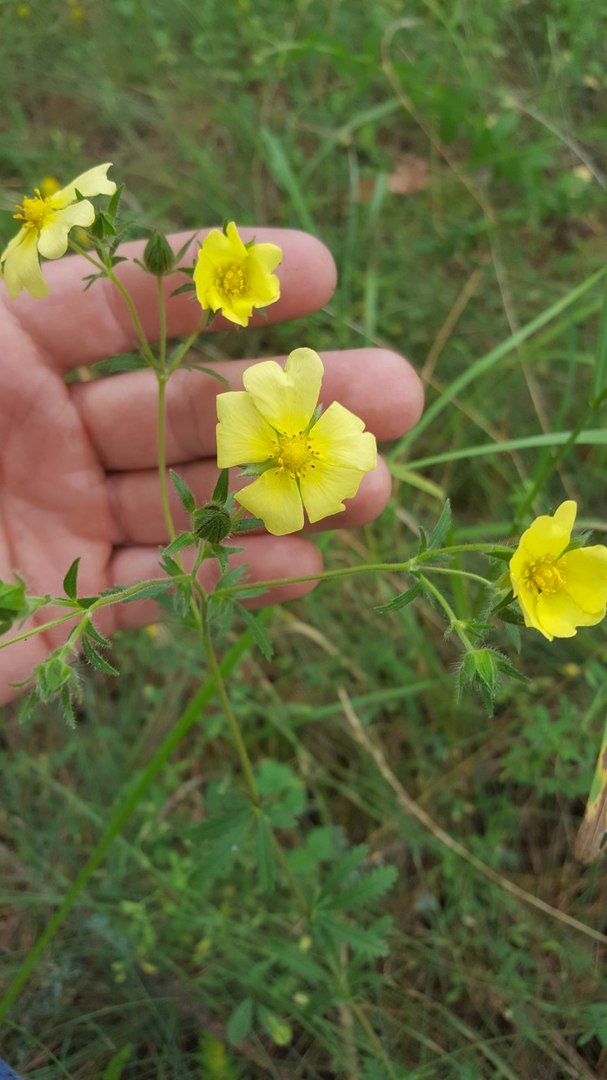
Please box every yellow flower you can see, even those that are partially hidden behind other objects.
[509,500,607,640]
[193,221,282,327]
[0,163,116,299]
[216,348,377,536]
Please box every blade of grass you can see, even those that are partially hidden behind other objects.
[259,128,316,235]
[398,428,607,471]
[389,266,606,460]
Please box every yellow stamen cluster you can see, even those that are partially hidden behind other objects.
[273,432,319,479]
[216,263,246,298]
[13,190,53,229]
[523,558,566,595]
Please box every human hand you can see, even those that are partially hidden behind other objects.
[0,228,423,705]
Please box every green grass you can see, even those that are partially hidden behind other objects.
[2,0,607,1076]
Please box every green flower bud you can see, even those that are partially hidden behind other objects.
[143,230,175,276]
[461,648,498,694]
[192,502,232,544]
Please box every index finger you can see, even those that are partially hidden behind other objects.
[2,228,337,372]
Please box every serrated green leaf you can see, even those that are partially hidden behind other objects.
[374,583,420,614]
[91,354,149,374]
[226,997,253,1046]
[162,531,195,557]
[106,182,124,222]
[0,576,27,634]
[169,469,196,513]
[319,845,369,897]
[82,635,119,677]
[429,499,452,549]
[121,581,173,604]
[181,363,230,387]
[189,809,254,887]
[174,233,197,262]
[86,621,111,648]
[170,280,196,297]
[233,516,263,533]
[211,468,229,505]
[316,913,393,958]
[323,864,398,911]
[62,557,81,600]
[36,649,76,700]
[238,606,273,660]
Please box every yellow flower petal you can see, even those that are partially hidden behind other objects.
[536,590,602,639]
[36,200,95,259]
[224,221,248,257]
[235,470,304,535]
[0,227,48,299]
[560,546,607,614]
[51,162,116,208]
[514,583,542,635]
[309,401,377,470]
[300,462,366,523]
[197,227,238,265]
[221,296,255,327]
[216,391,278,467]
[244,256,281,306]
[243,349,323,435]
[248,241,282,274]
[518,500,577,561]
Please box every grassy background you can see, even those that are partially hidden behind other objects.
[1,0,607,1076]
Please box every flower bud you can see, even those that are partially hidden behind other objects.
[192,502,232,544]
[462,648,498,694]
[143,230,175,276]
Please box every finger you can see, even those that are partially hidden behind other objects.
[74,348,424,471]
[4,229,337,372]
[108,457,393,544]
[110,535,324,630]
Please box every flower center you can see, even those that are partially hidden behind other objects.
[524,558,566,595]
[13,189,54,230]
[273,432,319,479]
[216,262,247,298]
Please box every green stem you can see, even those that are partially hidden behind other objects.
[156,375,176,542]
[422,566,495,587]
[417,573,476,652]
[214,545,513,600]
[198,587,259,805]
[0,578,185,652]
[68,241,157,369]
[157,275,167,370]
[167,319,207,374]
[0,622,262,1020]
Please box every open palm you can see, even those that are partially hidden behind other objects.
[0,228,423,705]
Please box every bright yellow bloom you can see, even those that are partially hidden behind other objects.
[1,163,116,299]
[193,221,281,327]
[509,501,607,640]
[216,348,377,536]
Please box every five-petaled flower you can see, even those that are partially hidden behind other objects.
[0,163,116,300]
[216,348,377,536]
[193,221,282,327]
[509,500,607,640]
